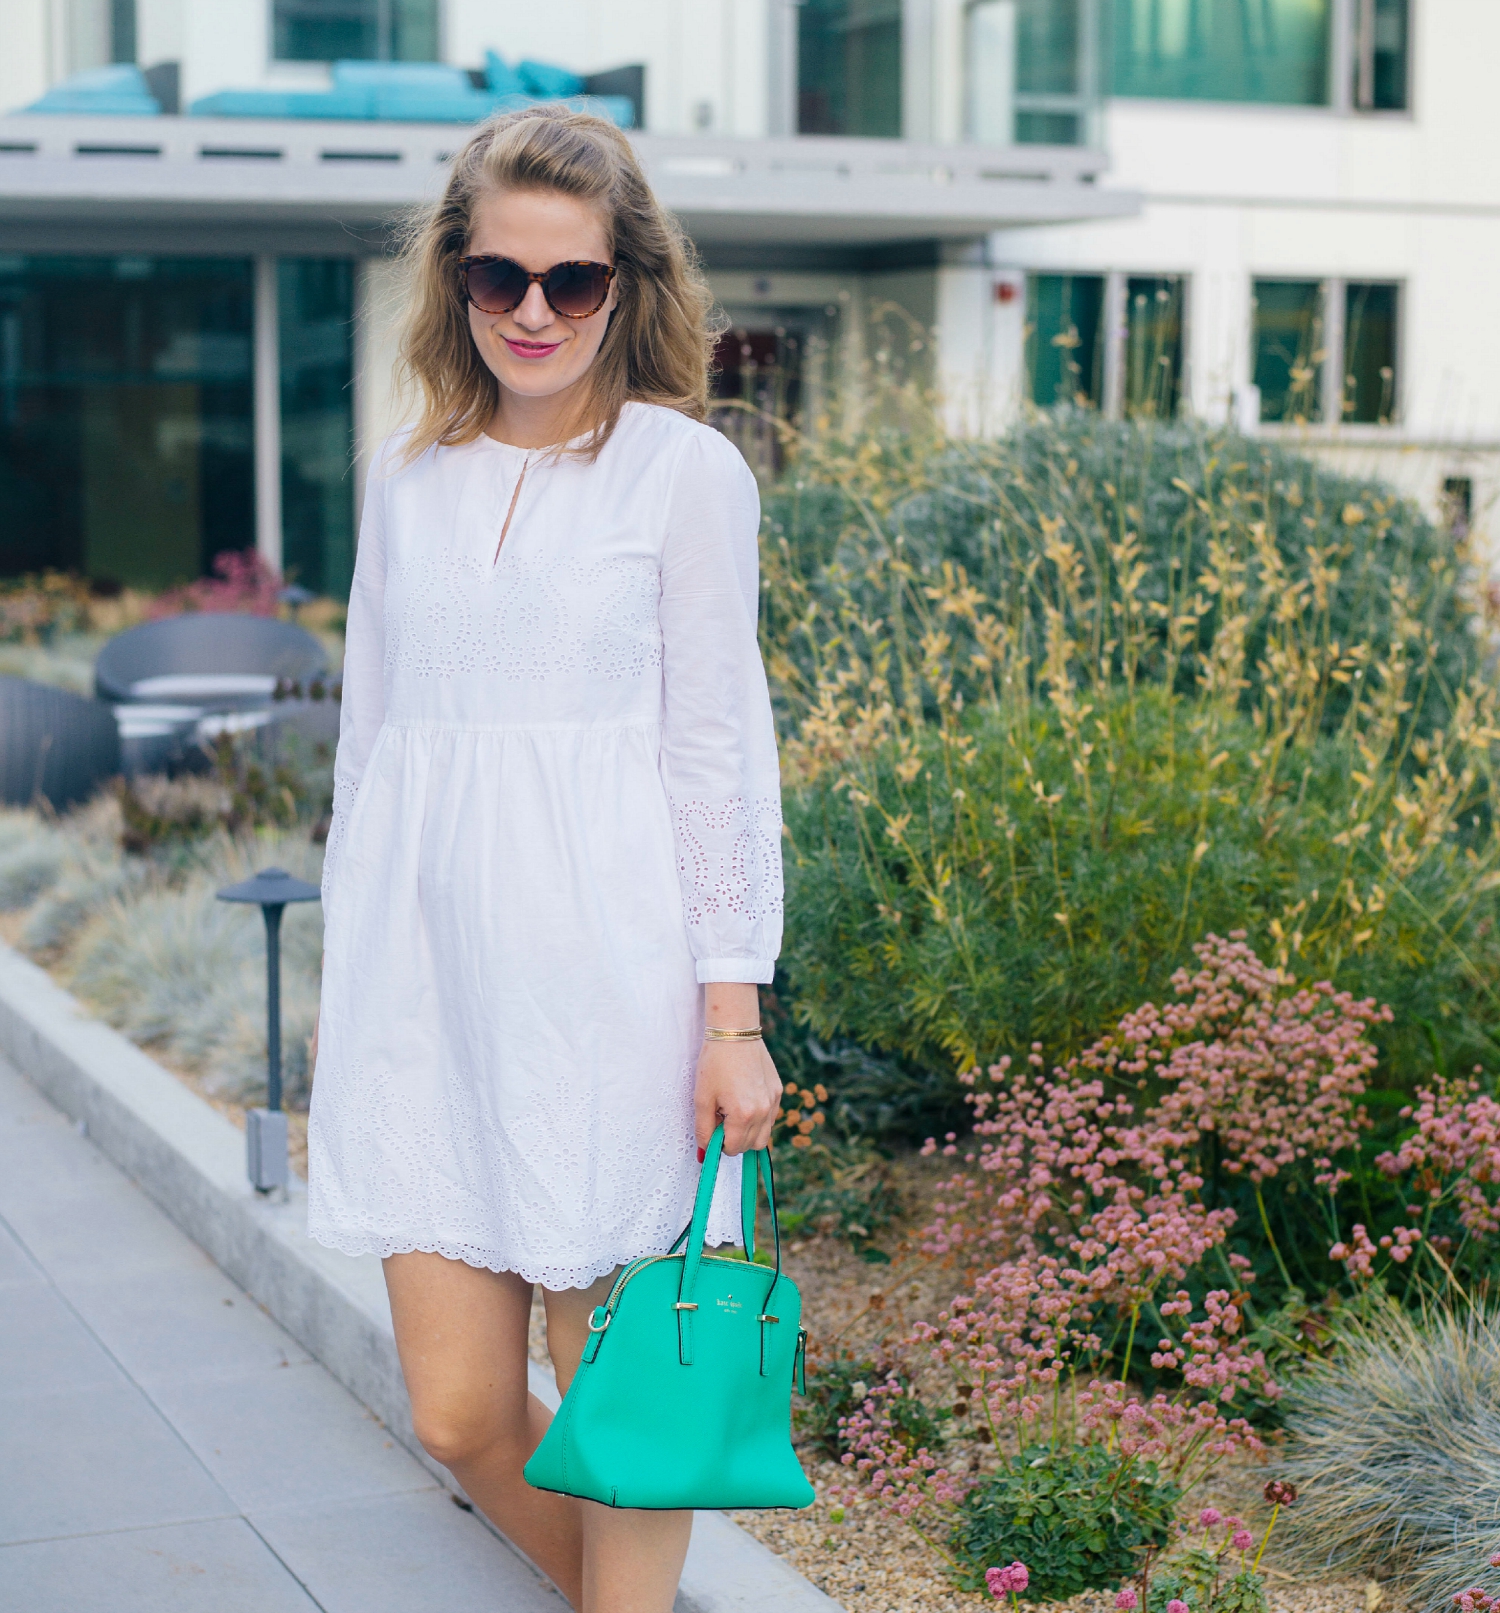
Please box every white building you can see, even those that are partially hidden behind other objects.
[0,0,1485,598]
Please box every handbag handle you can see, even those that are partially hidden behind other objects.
[672,1124,783,1368]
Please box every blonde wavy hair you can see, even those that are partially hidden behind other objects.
[393,106,720,461]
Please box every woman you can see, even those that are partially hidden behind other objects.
[307,108,784,1613]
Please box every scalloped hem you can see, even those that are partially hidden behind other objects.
[306,1225,740,1292]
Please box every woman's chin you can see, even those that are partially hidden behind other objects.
[493,360,584,401]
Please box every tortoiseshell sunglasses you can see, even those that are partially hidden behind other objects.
[458,256,616,319]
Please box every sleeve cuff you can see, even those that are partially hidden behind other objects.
[695,958,776,985]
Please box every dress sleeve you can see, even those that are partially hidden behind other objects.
[321,456,389,923]
[658,427,784,985]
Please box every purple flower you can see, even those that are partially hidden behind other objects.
[1232,1528,1254,1552]
[1198,1507,1222,1528]
[1115,1592,1139,1611]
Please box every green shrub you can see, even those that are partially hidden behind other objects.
[947,1441,1179,1600]
[762,414,1475,739]
[1149,1552,1269,1613]
[761,412,1500,1119]
[782,679,1500,1111]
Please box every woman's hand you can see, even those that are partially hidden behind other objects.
[694,1036,782,1157]
[694,981,781,1156]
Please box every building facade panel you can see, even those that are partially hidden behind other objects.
[4,0,1498,586]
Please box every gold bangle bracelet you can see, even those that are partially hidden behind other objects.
[703,1026,763,1042]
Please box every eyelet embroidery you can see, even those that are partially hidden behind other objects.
[307,1053,743,1287]
[670,794,784,939]
[384,550,663,684]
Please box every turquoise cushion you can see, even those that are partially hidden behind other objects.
[27,64,159,115]
[517,59,584,98]
[484,51,528,97]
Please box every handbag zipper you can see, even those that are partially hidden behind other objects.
[597,1250,774,1327]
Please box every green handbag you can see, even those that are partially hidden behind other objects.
[523,1124,816,1511]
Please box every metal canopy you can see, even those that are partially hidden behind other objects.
[0,114,1139,250]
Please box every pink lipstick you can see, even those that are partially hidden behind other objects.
[503,336,562,359]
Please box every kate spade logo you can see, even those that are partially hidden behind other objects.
[717,1293,743,1312]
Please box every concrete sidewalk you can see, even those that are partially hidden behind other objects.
[0,1052,567,1613]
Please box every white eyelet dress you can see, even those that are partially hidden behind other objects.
[306,403,782,1289]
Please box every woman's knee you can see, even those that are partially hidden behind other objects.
[410,1397,522,1470]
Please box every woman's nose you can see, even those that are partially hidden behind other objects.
[513,281,553,331]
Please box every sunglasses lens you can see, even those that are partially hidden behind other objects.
[544,262,610,318]
[465,259,529,313]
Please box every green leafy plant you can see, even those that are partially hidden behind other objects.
[770,1132,903,1256]
[794,1353,948,1460]
[1146,1489,1296,1613]
[947,1441,1179,1600]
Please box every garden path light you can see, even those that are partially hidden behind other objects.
[216,866,321,1192]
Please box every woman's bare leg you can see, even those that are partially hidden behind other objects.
[543,1283,693,1613]
[383,1252,585,1606]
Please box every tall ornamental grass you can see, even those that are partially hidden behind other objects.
[762,412,1500,1117]
[1275,1300,1500,1613]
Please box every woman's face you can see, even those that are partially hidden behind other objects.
[464,187,617,407]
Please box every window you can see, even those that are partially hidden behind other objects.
[279,261,355,599]
[1110,0,1332,106]
[0,257,254,588]
[273,0,439,64]
[1251,278,1400,426]
[111,0,136,63]
[967,0,1016,145]
[1124,275,1184,419]
[1353,0,1409,111]
[1015,0,1096,143]
[1252,280,1325,423]
[797,0,903,138]
[1025,271,1186,415]
[1026,273,1106,407]
[1342,281,1397,424]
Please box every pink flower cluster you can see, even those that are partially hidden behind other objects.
[1377,1073,1500,1236]
[986,1561,1029,1597]
[1326,1222,1426,1279]
[147,548,283,619]
[844,937,1397,1531]
[1326,1224,1424,1276]
[1091,933,1384,1191]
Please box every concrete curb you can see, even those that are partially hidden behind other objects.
[0,943,841,1613]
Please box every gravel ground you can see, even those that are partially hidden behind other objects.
[732,1460,1404,1613]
